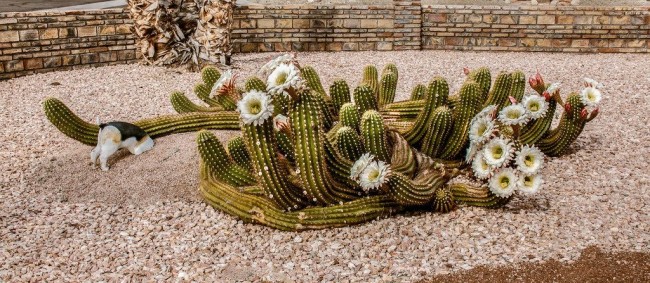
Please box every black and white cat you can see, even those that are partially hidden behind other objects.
[90,121,154,171]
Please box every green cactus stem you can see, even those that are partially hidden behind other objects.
[43,97,240,146]
[336,126,365,161]
[313,92,335,130]
[227,136,253,171]
[439,81,482,160]
[420,106,453,158]
[360,65,380,97]
[276,131,295,163]
[360,110,392,162]
[381,100,425,122]
[449,183,512,208]
[200,165,401,231]
[202,66,221,86]
[353,85,378,114]
[241,117,306,211]
[244,76,267,92]
[197,131,257,186]
[409,84,427,101]
[195,66,238,110]
[323,139,364,195]
[339,103,361,131]
[378,72,398,108]
[388,131,417,178]
[431,186,456,213]
[382,63,399,81]
[507,71,526,105]
[291,91,356,205]
[329,79,351,116]
[536,93,588,156]
[519,97,558,145]
[170,91,223,114]
[401,77,449,145]
[483,72,513,109]
[387,172,448,206]
[301,66,327,97]
[467,67,491,101]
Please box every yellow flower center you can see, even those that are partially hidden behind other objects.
[481,161,489,170]
[247,100,262,114]
[492,147,503,159]
[368,169,380,181]
[477,123,487,136]
[499,176,510,189]
[587,92,595,101]
[275,72,288,85]
[507,110,520,119]
[524,176,534,187]
[529,102,539,112]
[524,155,535,167]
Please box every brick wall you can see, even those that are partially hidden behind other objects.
[232,0,422,52]
[0,9,136,80]
[422,5,649,52]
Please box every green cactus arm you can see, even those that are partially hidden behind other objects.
[387,131,417,178]
[329,79,351,116]
[483,72,513,109]
[507,71,526,105]
[449,183,512,208]
[197,130,257,186]
[439,81,482,160]
[381,99,425,122]
[535,93,588,156]
[360,65,380,98]
[276,131,295,163]
[378,72,398,108]
[339,103,362,131]
[301,65,327,97]
[401,77,449,145]
[313,92,335,130]
[325,122,343,145]
[323,139,364,196]
[467,67,491,101]
[291,91,355,205]
[242,118,307,211]
[360,110,392,162]
[200,165,402,231]
[170,91,223,114]
[244,76,267,92]
[519,98,558,145]
[353,85,378,114]
[228,136,253,171]
[420,106,453,158]
[382,63,398,81]
[43,97,240,146]
[431,186,456,213]
[194,83,222,107]
[387,172,448,206]
[201,66,221,87]
[409,84,427,101]
[336,126,365,161]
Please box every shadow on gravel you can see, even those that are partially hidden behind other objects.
[420,246,650,283]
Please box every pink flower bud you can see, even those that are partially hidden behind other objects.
[463,67,470,76]
[580,108,588,119]
[564,103,571,113]
[542,91,551,101]
[508,96,518,105]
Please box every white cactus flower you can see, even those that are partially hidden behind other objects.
[210,70,233,98]
[473,105,498,122]
[517,174,543,194]
[499,104,530,126]
[465,142,479,163]
[359,160,391,192]
[488,168,518,198]
[545,82,561,94]
[515,145,545,175]
[584,77,604,89]
[267,63,302,96]
[237,90,275,126]
[471,151,492,180]
[273,114,289,131]
[522,94,549,120]
[482,137,514,168]
[259,53,294,75]
[350,153,375,180]
[580,87,602,107]
[469,116,495,144]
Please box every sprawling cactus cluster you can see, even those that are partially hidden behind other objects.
[43,54,603,231]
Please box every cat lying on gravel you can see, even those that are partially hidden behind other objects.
[90,120,154,171]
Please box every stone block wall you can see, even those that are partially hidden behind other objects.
[231,0,422,52]
[0,9,137,80]
[422,5,649,52]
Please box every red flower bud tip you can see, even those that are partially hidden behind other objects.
[580,108,589,119]
[590,107,600,118]
[534,71,544,84]
[528,77,537,88]
[542,91,551,101]
[508,96,518,105]
[564,103,571,113]
[463,67,470,76]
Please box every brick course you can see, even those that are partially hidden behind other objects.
[0,9,136,80]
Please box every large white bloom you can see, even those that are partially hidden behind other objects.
[584,77,604,89]
[350,153,375,180]
[517,174,543,194]
[545,82,561,94]
[473,105,498,122]
[259,54,294,75]
[482,137,514,168]
[237,90,274,126]
[469,116,495,144]
[488,168,518,198]
[522,94,549,120]
[359,160,391,192]
[515,145,545,175]
[580,87,602,107]
[210,70,233,98]
[273,114,289,132]
[471,151,492,180]
[498,104,530,126]
[266,63,302,96]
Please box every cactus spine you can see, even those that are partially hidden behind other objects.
[409,84,427,101]
[378,72,397,108]
[387,172,448,206]
[439,81,482,160]
[227,136,253,171]
[483,72,513,109]
[329,79,351,116]
[360,65,380,97]
[420,106,453,158]
[467,67,492,101]
[339,103,361,131]
[336,126,365,161]
[401,77,449,145]
[507,71,526,105]
[360,110,391,162]
[301,66,327,96]
[353,85,378,114]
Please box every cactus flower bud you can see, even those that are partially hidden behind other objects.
[580,108,589,119]
[508,96,518,105]
[463,67,471,76]
[564,103,571,113]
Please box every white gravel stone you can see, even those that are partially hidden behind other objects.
[0,51,648,282]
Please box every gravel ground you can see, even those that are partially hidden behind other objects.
[0,50,649,282]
